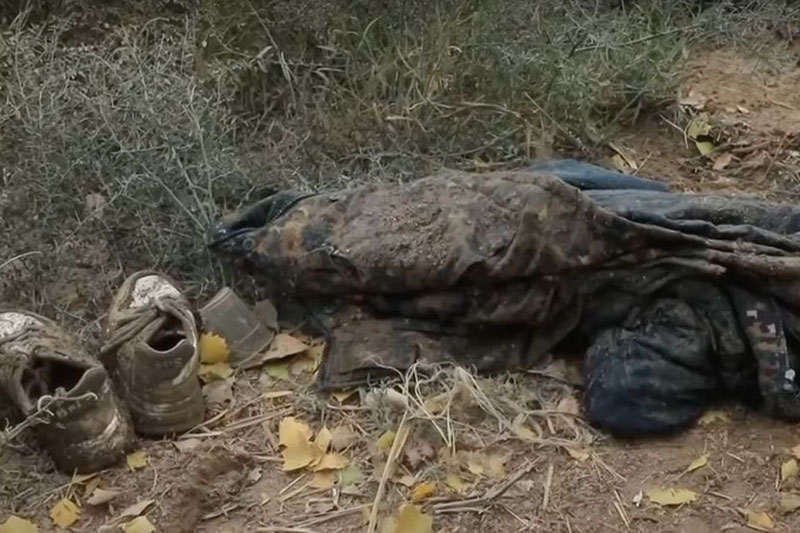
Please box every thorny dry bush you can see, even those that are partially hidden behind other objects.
[0,0,797,330]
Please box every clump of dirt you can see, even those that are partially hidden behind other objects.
[157,445,253,533]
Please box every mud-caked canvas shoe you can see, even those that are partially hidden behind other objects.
[101,270,205,436]
[0,310,135,473]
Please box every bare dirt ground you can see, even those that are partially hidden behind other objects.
[4,38,800,533]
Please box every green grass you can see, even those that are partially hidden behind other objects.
[0,0,797,329]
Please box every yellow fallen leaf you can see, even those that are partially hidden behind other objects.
[392,504,433,533]
[198,362,233,382]
[697,409,730,426]
[315,427,333,453]
[566,448,590,462]
[264,361,290,379]
[337,465,364,487]
[685,455,708,473]
[780,492,800,513]
[263,390,293,399]
[278,417,320,471]
[198,331,229,364]
[695,140,714,156]
[309,471,336,489]
[312,453,349,471]
[687,117,712,140]
[745,510,774,532]
[782,459,799,482]
[331,389,356,403]
[376,430,396,453]
[645,488,697,506]
[126,451,148,470]
[410,481,437,502]
[445,474,470,494]
[289,344,324,374]
[464,452,507,479]
[0,516,38,533]
[121,516,156,533]
[279,417,312,445]
[49,498,80,528]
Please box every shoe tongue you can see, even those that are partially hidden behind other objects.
[129,275,181,309]
[67,366,106,398]
[0,312,43,338]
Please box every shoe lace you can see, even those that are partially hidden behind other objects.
[99,297,190,358]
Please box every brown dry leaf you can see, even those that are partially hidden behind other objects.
[566,448,590,462]
[410,481,437,502]
[119,500,155,519]
[376,430,397,454]
[698,410,730,426]
[610,154,632,173]
[198,362,234,382]
[330,425,358,451]
[82,476,102,498]
[556,395,580,415]
[315,427,333,453]
[202,378,234,409]
[464,452,508,479]
[781,459,799,482]
[780,492,800,513]
[86,488,122,506]
[0,516,38,533]
[445,473,470,494]
[404,438,436,469]
[745,510,774,532]
[310,471,336,490]
[198,331,230,364]
[262,333,309,362]
[712,152,735,170]
[645,488,697,506]
[312,453,349,471]
[392,504,433,533]
[121,516,156,533]
[49,498,80,528]
[125,451,148,470]
[792,444,800,460]
[685,455,708,473]
[279,417,320,471]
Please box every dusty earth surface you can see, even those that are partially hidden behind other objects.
[4,45,800,533]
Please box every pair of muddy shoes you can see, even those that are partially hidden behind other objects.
[0,271,204,474]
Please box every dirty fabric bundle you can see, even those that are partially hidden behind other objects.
[208,161,800,436]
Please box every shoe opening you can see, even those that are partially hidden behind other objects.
[146,315,186,352]
[22,359,86,400]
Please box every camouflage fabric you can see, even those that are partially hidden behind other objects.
[208,161,800,435]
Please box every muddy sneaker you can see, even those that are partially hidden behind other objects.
[0,310,135,473]
[101,271,205,436]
